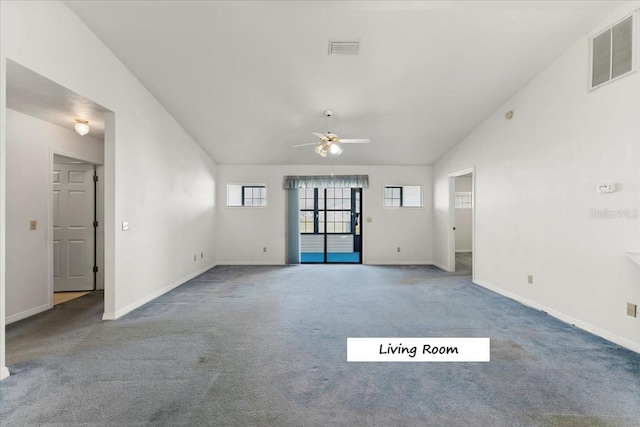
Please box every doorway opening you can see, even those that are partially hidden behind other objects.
[3,60,112,381]
[52,154,103,305]
[448,168,475,277]
[299,187,362,264]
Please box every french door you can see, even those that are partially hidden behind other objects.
[299,188,362,263]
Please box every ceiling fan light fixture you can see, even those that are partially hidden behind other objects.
[292,109,370,158]
[330,143,343,155]
[74,119,90,136]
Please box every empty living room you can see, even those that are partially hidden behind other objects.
[1,1,639,426]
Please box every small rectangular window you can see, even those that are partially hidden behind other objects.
[384,185,422,207]
[384,187,401,207]
[455,192,472,209]
[227,184,267,207]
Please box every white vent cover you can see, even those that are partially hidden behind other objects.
[329,40,360,55]
[590,13,636,89]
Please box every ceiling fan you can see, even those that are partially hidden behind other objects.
[292,110,370,157]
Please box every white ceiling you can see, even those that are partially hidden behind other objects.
[61,0,622,165]
[6,60,107,140]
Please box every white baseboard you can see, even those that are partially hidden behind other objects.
[0,366,9,381]
[473,278,640,354]
[219,260,435,266]
[433,262,451,272]
[217,261,284,265]
[364,260,433,265]
[102,262,217,321]
[6,303,51,325]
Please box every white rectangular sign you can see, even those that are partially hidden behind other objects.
[347,338,490,362]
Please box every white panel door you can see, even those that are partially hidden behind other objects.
[53,163,95,292]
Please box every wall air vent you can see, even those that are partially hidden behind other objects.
[329,40,360,55]
[590,13,636,90]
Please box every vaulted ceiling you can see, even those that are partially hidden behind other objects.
[64,1,622,165]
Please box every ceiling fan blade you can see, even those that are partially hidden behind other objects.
[312,132,327,139]
[340,138,370,144]
[292,142,318,148]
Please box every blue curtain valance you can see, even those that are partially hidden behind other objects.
[283,175,369,189]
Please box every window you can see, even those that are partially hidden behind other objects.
[299,188,358,234]
[455,192,472,209]
[242,186,266,206]
[590,14,636,89]
[227,184,267,207]
[299,188,316,233]
[384,185,422,207]
[325,188,352,233]
[384,187,402,207]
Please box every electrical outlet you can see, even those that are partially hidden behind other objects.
[122,221,129,231]
[263,247,267,253]
[397,247,401,253]
[527,275,534,284]
[627,303,637,317]
[367,217,372,223]
[30,220,37,231]
[201,252,204,259]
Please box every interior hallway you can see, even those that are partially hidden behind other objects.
[1,262,639,426]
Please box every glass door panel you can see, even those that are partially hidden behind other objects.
[300,188,362,264]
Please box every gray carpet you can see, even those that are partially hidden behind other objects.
[2,261,640,426]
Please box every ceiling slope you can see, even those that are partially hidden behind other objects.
[64,1,623,165]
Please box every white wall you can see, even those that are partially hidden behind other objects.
[0,49,7,380]
[434,3,640,351]
[216,165,433,265]
[455,176,473,252]
[5,109,103,323]
[1,1,217,378]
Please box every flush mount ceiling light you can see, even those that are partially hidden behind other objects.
[74,119,90,136]
[292,110,370,157]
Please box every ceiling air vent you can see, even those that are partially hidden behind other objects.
[329,40,360,55]
[590,13,636,89]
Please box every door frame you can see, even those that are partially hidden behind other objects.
[48,150,104,306]
[447,167,475,279]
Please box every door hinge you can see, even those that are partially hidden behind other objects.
[93,220,99,228]
[93,266,99,273]
[93,175,99,182]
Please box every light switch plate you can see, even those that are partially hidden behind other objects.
[122,221,130,231]
[627,303,637,317]
[30,220,37,230]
